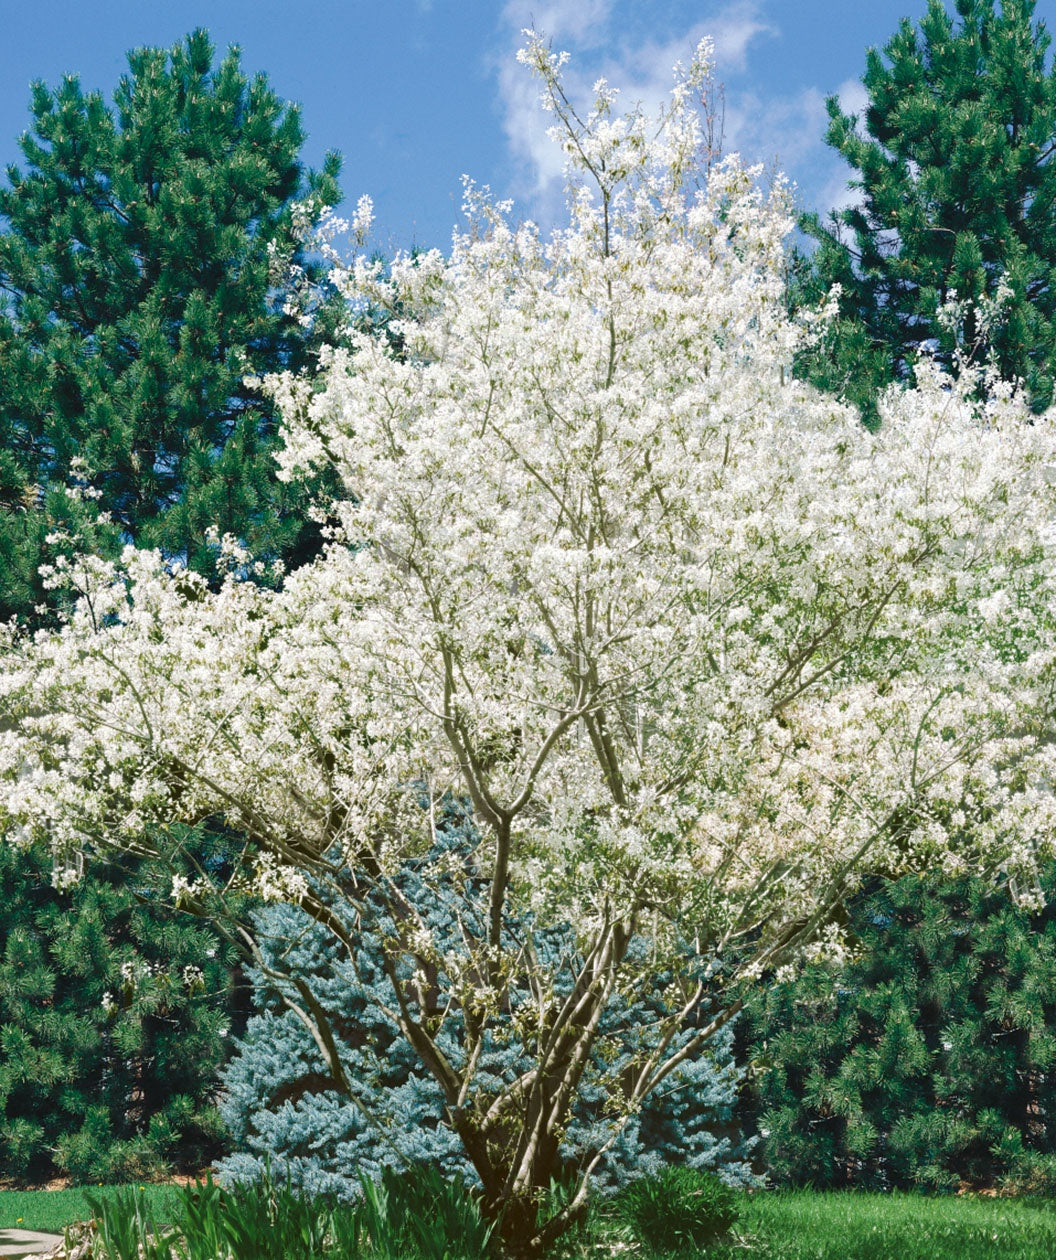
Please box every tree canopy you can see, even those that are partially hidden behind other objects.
[0,842,238,1184]
[795,0,1056,418]
[3,33,1056,1256]
[741,867,1056,1192]
[0,27,343,623]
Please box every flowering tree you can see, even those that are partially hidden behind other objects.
[3,33,1056,1254]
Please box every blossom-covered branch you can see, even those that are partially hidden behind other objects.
[3,30,1056,1256]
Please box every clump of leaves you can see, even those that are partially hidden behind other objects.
[356,1164,493,1260]
[85,1187,172,1260]
[85,1165,493,1260]
[613,1167,738,1254]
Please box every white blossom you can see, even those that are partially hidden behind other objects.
[2,32,1056,1247]
[182,964,205,991]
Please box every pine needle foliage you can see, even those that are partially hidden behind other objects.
[0,841,239,1184]
[0,27,343,624]
[741,868,1056,1191]
[794,0,1056,419]
[217,812,757,1202]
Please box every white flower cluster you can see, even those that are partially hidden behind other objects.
[50,850,83,891]
[250,852,310,904]
[171,874,204,906]
[0,33,1055,1046]
[182,964,205,991]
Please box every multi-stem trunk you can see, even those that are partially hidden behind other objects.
[453,918,634,1256]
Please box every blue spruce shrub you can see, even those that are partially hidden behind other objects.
[217,811,756,1198]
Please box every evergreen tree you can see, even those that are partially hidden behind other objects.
[740,869,1056,1191]
[794,0,1056,418]
[217,813,757,1201]
[0,28,343,623]
[0,28,344,1184]
[0,841,243,1183]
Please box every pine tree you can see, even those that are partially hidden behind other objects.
[0,28,344,1183]
[739,869,1056,1191]
[0,840,242,1183]
[794,0,1056,418]
[0,28,343,623]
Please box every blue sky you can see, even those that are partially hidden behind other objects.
[2,0,1055,253]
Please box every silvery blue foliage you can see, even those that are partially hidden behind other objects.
[217,810,757,1199]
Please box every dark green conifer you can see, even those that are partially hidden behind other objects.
[0,841,241,1183]
[0,28,343,623]
[740,869,1056,1191]
[0,30,341,1182]
[794,0,1056,419]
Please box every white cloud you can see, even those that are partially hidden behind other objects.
[492,39,566,212]
[722,84,827,176]
[501,0,613,46]
[836,76,868,120]
[490,0,867,231]
[493,1,779,225]
[708,2,775,72]
[815,162,864,219]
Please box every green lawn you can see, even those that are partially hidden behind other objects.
[4,1184,1056,1258]
[712,1190,1056,1260]
[0,1184,179,1234]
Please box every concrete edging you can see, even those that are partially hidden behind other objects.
[0,1229,65,1259]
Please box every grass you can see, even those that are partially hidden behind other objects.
[4,1183,1056,1258]
[0,1184,179,1234]
[707,1189,1056,1260]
